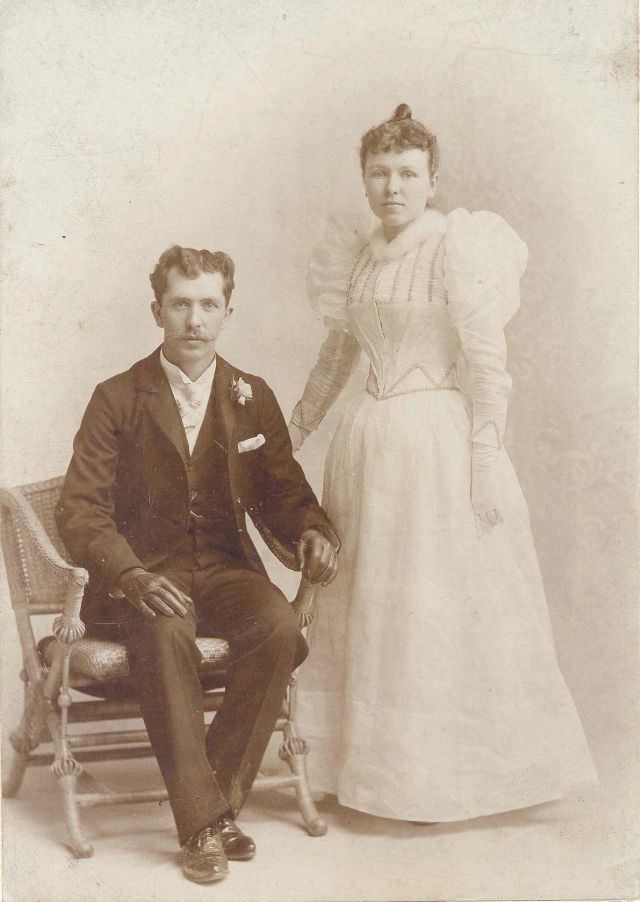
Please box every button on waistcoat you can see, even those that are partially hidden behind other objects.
[182,409,244,561]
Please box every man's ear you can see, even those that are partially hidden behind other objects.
[151,301,162,327]
[224,306,234,323]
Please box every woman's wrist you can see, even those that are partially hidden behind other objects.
[288,421,311,452]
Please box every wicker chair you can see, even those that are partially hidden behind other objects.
[1,475,323,858]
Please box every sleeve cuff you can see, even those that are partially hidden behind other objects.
[471,420,503,450]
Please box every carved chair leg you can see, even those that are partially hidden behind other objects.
[59,773,93,858]
[279,669,328,836]
[3,704,30,798]
[2,744,29,798]
[278,724,327,837]
[3,673,47,798]
[46,672,93,857]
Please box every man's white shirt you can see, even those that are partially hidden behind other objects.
[160,349,216,454]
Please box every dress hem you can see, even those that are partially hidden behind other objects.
[309,775,599,824]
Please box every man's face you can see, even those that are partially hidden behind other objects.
[151,267,230,366]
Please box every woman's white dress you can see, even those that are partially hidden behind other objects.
[291,208,597,822]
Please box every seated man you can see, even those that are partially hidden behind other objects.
[56,245,339,884]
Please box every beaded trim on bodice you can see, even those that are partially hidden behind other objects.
[347,236,447,309]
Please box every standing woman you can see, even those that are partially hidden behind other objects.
[288,105,597,822]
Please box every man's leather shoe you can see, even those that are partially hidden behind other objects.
[218,816,256,861]
[180,825,229,883]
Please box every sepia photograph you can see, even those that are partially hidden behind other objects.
[1,2,637,900]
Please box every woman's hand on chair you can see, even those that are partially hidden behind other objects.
[119,568,193,619]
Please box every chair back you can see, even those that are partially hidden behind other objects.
[0,476,72,614]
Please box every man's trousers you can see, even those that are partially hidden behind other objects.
[93,563,308,845]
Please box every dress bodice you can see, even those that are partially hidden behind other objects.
[345,229,459,399]
[290,207,528,453]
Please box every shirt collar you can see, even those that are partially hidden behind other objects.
[368,207,447,261]
[160,348,217,388]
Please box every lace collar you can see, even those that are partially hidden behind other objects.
[368,208,447,261]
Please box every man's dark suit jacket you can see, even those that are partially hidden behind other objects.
[56,348,337,624]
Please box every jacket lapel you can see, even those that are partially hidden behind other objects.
[211,356,237,458]
[134,349,190,466]
[212,357,247,523]
[213,356,260,565]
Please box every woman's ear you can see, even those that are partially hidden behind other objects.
[426,171,439,202]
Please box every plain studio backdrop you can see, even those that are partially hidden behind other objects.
[1,1,637,899]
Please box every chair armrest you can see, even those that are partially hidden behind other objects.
[1,485,76,573]
[250,522,319,629]
[52,569,89,644]
[0,485,88,643]
[290,577,318,628]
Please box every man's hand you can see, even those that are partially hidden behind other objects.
[119,568,192,620]
[296,529,339,586]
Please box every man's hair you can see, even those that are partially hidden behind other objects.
[360,103,439,180]
[149,246,235,305]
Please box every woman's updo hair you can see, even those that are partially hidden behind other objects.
[359,104,439,180]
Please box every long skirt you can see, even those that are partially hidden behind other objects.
[295,387,598,821]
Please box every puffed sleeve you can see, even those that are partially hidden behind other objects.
[444,208,528,449]
[307,213,370,332]
[289,215,369,451]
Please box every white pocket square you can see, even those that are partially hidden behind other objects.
[237,433,266,453]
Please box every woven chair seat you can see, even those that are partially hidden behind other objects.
[39,635,230,698]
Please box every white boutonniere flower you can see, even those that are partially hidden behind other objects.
[230,376,253,406]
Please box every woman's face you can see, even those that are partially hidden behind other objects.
[363,147,436,239]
